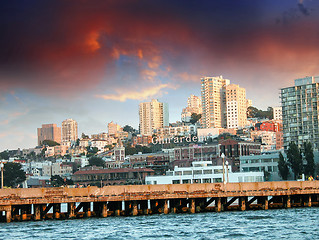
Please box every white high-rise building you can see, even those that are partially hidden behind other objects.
[139,99,169,135]
[273,107,282,121]
[62,119,78,145]
[201,76,230,128]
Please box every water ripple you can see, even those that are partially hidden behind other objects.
[1,208,319,239]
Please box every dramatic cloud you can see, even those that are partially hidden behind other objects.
[1,0,319,98]
[2,0,319,151]
[95,83,176,102]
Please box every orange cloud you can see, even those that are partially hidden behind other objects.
[141,69,157,82]
[86,31,101,52]
[95,83,177,102]
[175,72,201,82]
[148,56,162,69]
[138,49,143,59]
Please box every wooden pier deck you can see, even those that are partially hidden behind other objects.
[1,181,319,223]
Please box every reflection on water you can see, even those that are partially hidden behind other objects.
[0,208,318,239]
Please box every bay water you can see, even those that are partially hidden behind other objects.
[0,208,318,239]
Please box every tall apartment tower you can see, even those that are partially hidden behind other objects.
[201,76,230,128]
[281,76,319,150]
[139,99,169,135]
[37,124,61,146]
[181,94,202,122]
[62,119,78,144]
[226,84,247,129]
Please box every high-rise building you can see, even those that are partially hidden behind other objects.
[226,84,247,129]
[37,124,61,146]
[273,106,282,121]
[281,76,319,150]
[62,119,78,145]
[201,76,230,128]
[139,99,169,135]
[181,94,202,122]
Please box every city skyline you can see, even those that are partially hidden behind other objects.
[1,0,319,151]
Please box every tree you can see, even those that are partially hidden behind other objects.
[247,106,259,118]
[278,152,289,180]
[81,133,89,139]
[0,151,9,160]
[247,106,273,119]
[88,156,105,167]
[125,145,152,155]
[315,162,319,177]
[2,162,26,187]
[190,113,201,124]
[42,140,60,147]
[86,146,99,157]
[287,142,303,180]
[123,125,136,133]
[263,170,271,181]
[125,146,137,155]
[41,147,47,157]
[267,107,274,119]
[304,142,315,177]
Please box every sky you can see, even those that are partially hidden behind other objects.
[1,0,319,151]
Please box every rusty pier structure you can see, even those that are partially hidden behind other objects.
[1,181,319,223]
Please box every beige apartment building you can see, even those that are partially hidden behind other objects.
[37,124,61,146]
[201,76,249,130]
[139,99,169,135]
[61,118,78,145]
[201,76,230,128]
[226,84,247,129]
[181,94,202,122]
[108,121,122,136]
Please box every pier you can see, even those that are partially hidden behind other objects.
[1,181,319,223]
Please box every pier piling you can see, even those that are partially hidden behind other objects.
[1,181,319,223]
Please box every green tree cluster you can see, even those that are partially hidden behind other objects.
[125,145,152,155]
[42,140,60,146]
[247,106,273,119]
[278,152,289,180]
[2,162,26,187]
[286,141,315,180]
[287,142,303,180]
[123,125,137,133]
[304,142,315,177]
[86,147,99,157]
[190,113,201,124]
[0,151,9,160]
[88,156,105,167]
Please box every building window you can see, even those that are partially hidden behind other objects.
[213,178,222,183]
[193,179,201,183]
